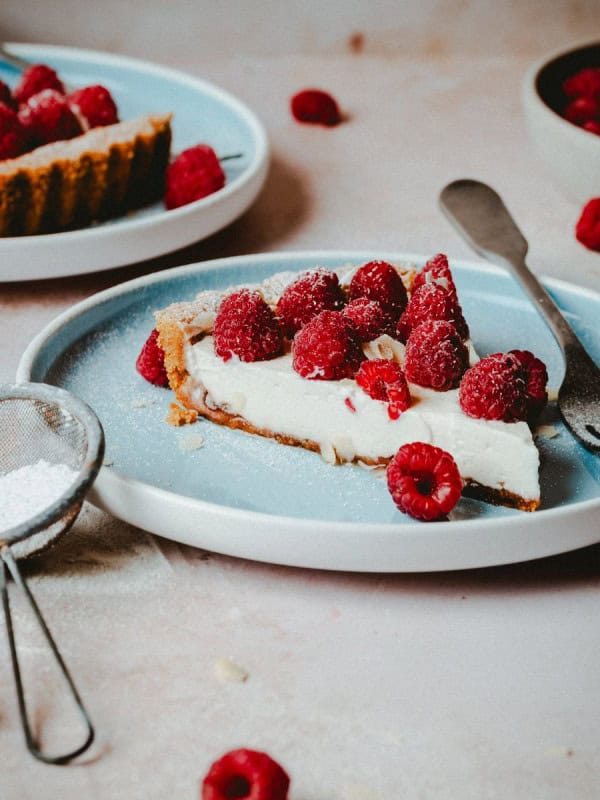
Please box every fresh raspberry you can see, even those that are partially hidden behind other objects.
[18,89,82,146]
[583,120,600,135]
[412,253,457,295]
[276,269,345,338]
[202,748,290,800]
[575,197,600,252]
[404,320,469,391]
[356,359,411,419]
[349,260,408,322]
[343,298,391,342]
[0,102,29,160]
[290,89,342,126]
[67,84,119,129]
[563,95,600,126]
[386,442,462,522]
[459,352,528,422]
[13,63,65,105]
[509,349,548,424]
[0,80,17,110]
[214,290,283,363]
[164,144,225,210]
[397,282,469,342]
[135,329,169,387]
[563,67,600,100]
[292,310,364,380]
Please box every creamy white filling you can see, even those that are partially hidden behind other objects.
[185,336,540,502]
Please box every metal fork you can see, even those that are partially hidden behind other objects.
[439,178,600,454]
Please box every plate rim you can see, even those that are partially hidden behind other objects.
[16,248,600,563]
[0,42,270,279]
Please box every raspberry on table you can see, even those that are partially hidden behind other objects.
[0,102,29,160]
[404,319,470,391]
[575,197,600,252]
[343,297,391,342]
[397,282,469,342]
[563,67,600,101]
[276,269,346,338]
[509,349,548,424]
[164,143,226,210]
[290,88,342,126]
[214,290,283,363]
[13,63,65,105]
[135,329,169,387]
[349,260,408,322]
[201,748,290,800]
[356,358,411,419]
[386,442,463,522]
[292,309,364,380]
[412,253,457,295]
[0,80,17,111]
[459,352,528,422]
[18,89,82,146]
[67,84,119,129]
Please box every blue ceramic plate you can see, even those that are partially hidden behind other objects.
[0,44,268,280]
[17,252,600,572]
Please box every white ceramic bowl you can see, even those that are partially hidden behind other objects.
[522,41,600,203]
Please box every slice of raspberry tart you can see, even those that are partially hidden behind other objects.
[152,256,545,513]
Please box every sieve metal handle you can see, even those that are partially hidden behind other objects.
[0,545,95,765]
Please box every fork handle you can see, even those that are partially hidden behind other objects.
[439,179,584,357]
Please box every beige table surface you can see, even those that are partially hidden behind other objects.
[2,33,600,800]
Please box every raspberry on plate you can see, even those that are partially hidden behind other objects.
[397,282,469,342]
[214,290,283,363]
[349,260,408,321]
[459,352,528,422]
[135,329,169,387]
[276,269,346,338]
[386,442,463,521]
[67,84,119,129]
[164,143,226,210]
[356,358,411,419]
[292,309,364,380]
[583,120,600,135]
[404,319,469,391]
[509,349,548,424]
[563,95,600,126]
[575,197,600,252]
[0,102,29,160]
[0,80,17,111]
[201,748,290,800]
[290,88,342,126]
[13,63,65,105]
[411,253,457,295]
[343,298,392,342]
[18,89,83,146]
[563,67,600,101]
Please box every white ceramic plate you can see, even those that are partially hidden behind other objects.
[0,44,269,281]
[17,251,600,572]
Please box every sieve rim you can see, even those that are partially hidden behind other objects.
[0,382,105,546]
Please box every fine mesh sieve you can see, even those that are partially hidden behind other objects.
[0,382,104,764]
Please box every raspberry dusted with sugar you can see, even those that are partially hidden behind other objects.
[135,329,169,387]
[343,298,391,342]
[0,80,17,111]
[459,352,528,422]
[164,144,225,210]
[290,89,342,126]
[404,319,469,390]
[292,310,364,380]
[397,282,469,343]
[575,197,600,252]
[214,290,283,363]
[356,359,411,419]
[349,260,408,322]
[276,269,345,338]
[412,253,457,295]
[18,89,82,146]
[67,85,119,129]
[0,103,29,160]
[386,442,463,522]
[563,68,600,101]
[202,748,290,800]
[13,63,65,105]
[509,349,548,424]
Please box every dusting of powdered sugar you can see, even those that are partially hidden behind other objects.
[0,460,78,534]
